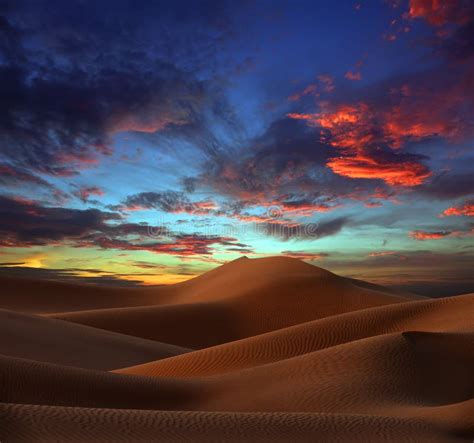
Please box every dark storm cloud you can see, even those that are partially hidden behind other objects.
[0,163,52,187]
[440,20,474,60]
[0,194,246,256]
[121,191,192,212]
[199,118,333,198]
[119,191,217,215]
[0,195,121,246]
[186,116,397,218]
[263,216,349,241]
[0,0,234,177]
[88,234,245,257]
[416,172,474,200]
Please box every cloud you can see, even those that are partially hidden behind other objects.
[345,70,361,81]
[0,265,144,287]
[367,251,400,258]
[288,84,318,102]
[416,172,474,200]
[90,234,246,257]
[281,251,329,260]
[120,191,217,215]
[441,200,474,217]
[288,3,474,191]
[288,102,433,187]
[409,230,452,240]
[408,0,473,26]
[409,226,474,240]
[0,163,52,187]
[326,150,431,186]
[196,118,334,204]
[0,195,121,247]
[263,216,349,241]
[73,186,105,203]
[0,1,234,178]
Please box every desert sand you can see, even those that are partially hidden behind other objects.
[0,256,473,442]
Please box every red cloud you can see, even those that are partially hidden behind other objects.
[408,0,472,26]
[327,153,431,186]
[409,230,452,240]
[76,186,105,202]
[288,84,318,102]
[345,70,362,81]
[287,74,335,102]
[108,114,184,134]
[442,201,474,217]
[364,201,383,208]
[317,74,335,92]
[93,235,242,256]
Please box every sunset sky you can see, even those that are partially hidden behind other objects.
[0,0,473,295]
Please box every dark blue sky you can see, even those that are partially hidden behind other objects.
[0,0,473,295]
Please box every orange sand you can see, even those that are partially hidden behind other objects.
[0,257,472,442]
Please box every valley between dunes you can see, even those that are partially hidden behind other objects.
[0,256,473,442]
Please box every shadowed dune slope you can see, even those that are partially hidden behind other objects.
[0,309,190,370]
[0,257,473,442]
[115,293,474,377]
[0,276,174,314]
[0,404,460,442]
[50,257,417,348]
[0,332,473,438]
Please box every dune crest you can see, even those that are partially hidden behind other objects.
[0,257,472,442]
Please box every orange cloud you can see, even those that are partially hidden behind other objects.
[288,97,457,187]
[409,230,451,240]
[281,251,329,261]
[442,201,474,217]
[326,153,431,186]
[368,251,398,257]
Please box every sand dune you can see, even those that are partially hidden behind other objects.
[0,257,472,442]
[0,275,172,314]
[115,293,474,377]
[0,404,459,442]
[50,257,417,348]
[2,331,473,415]
[0,309,190,370]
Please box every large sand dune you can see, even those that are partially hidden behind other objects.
[0,256,472,442]
[49,257,420,348]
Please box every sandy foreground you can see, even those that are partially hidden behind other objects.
[0,256,473,442]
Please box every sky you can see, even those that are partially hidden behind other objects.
[0,0,473,296]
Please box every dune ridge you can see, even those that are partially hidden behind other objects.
[0,256,472,442]
[48,256,419,348]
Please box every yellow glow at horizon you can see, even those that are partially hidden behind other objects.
[121,273,195,285]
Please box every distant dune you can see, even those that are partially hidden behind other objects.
[0,256,472,442]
